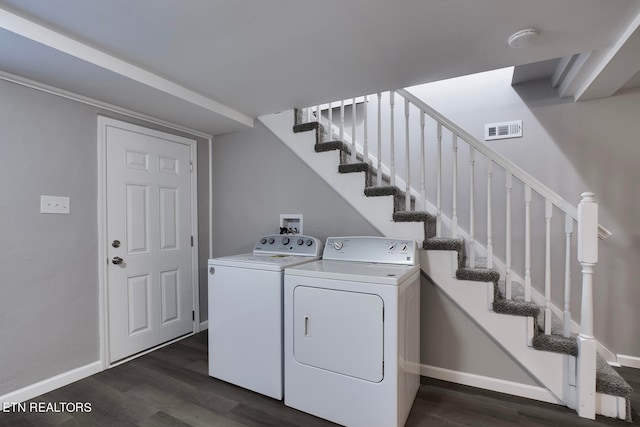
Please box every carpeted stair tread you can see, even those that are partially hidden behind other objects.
[532,334,578,356]
[423,237,464,252]
[393,211,435,223]
[596,354,633,398]
[456,267,500,283]
[293,122,320,133]
[364,185,401,197]
[315,141,350,154]
[292,114,326,144]
[338,162,369,174]
[492,298,540,317]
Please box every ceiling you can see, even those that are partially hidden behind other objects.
[1,0,640,136]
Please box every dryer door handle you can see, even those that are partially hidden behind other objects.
[304,315,310,336]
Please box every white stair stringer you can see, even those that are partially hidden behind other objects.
[420,250,569,405]
[260,110,424,240]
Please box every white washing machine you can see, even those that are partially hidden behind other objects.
[284,236,420,427]
[208,234,322,399]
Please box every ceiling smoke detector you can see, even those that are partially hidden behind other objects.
[508,28,539,48]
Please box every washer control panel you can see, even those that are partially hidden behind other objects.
[323,236,417,265]
[253,234,322,256]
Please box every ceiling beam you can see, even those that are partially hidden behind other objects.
[553,11,640,102]
[574,12,640,101]
[0,7,254,128]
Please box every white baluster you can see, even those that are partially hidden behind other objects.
[436,123,442,236]
[420,111,426,211]
[351,97,357,162]
[469,146,475,267]
[505,172,512,299]
[452,133,458,238]
[563,213,573,338]
[316,104,321,123]
[328,102,333,140]
[544,199,553,334]
[377,93,382,186]
[306,107,311,123]
[486,160,494,269]
[524,184,532,302]
[339,100,345,141]
[576,192,598,419]
[390,91,396,187]
[405,98,411,211]
[363,96,369,165]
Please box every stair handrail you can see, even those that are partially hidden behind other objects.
[397,89,611,240]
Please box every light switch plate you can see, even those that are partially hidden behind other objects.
[40,195,70,214]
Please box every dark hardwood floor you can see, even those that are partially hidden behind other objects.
[2,331,638,426]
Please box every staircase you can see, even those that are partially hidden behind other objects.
[259,90,632,422]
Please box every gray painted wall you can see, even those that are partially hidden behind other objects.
[409,68,640,358]
[0,79,99,396]
[421,274,537,385]
[0,79,209,396]
[210,121,381,257]
[212,120,537,386]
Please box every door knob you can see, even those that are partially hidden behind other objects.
[112,256,124,265]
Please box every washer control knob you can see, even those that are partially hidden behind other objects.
[333,241,343,250]
[282,237,290,245]
[388,243,397,251]
[268,237,275,244]
[297,238,304,245]
[260,238,267,244]
[306,239,313,246]
[401,244,408,252]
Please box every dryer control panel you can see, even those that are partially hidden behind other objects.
[323,236,417,265]
[253,234,322,257]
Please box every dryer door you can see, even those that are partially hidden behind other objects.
[293,285,384,382]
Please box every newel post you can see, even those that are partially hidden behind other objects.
[576,192,598,419]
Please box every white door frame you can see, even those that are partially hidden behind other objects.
[97,115,200,368]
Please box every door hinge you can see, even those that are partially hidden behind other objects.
[192,310,195,321]
[191,236,194,247]
[190,161,193,172]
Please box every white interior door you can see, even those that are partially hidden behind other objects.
[105,120,194,363]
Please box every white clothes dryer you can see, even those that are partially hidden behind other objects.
[284,236,420,427]
[208,234,322,399]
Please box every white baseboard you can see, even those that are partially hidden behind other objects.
[617,354,640,369]
[0,361,102,405]
[200,320,208,330]
[420,364,563,405]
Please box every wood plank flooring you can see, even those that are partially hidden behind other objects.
[2,331,638,426]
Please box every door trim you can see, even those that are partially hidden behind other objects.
[97,115,200,368]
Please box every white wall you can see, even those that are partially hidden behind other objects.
[408,68,640,360]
